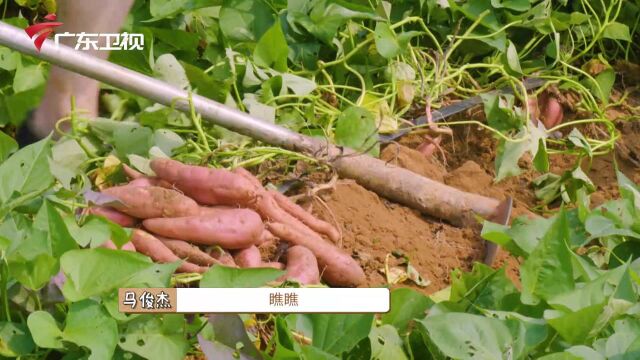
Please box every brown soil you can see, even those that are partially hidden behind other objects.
[309,105,640,294]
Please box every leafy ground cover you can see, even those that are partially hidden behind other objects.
[0,0,640,359]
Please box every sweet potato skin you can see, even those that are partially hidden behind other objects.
[86,206,137,227]
[233,246,262,268]
[130,229,206,273]
[209,247,237,267]
[159,237,219,267]
[103,185,199,219]
[283,245,320,285]
[150,159,258,206]
[270,191,340,243]
[542,96,563,129]
[267,222,365,287]
[142,209,264,249]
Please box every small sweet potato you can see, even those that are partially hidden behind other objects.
[267,222,365,287]
[130,229,206,273]
[150,159,259,206]
[282,245,320,285]
[103,185,199,219]
[86,206,137,227]
[233,246,262,268]
[159,237,219,267]
[542,96,563,129]
[142,209,264,249]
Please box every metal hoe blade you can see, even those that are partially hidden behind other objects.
[483,196,513,265]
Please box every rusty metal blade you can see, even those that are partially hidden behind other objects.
[483,196,513,265]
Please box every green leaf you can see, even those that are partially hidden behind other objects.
[219,0,275,42]
[150,0,183,18]
[0,131,17,162]
[63,300,118,360]
[253,20,288,72]
[13,64,45,93]
[503,41,522,74]
[0,322,35,356]
[207,314,263,360]
[450,263,518,311]
[369,325,408,360]
[153,129,185,157]
[0,136,53,203]
[545,303,606,344]
[418,313,514,359]
[602,22,631,41]
[200,265,284,287]
[592,68,615,103]
[287,0,378,44]
[153,54,190,91]
[334,106,379,156]
[374,23,400,58]
[491,0,530,11]
[8,252,58,290]
[309,314,373,354]
[60,248,177,301]
[480,93,521,133]
[113,125,153,158]
[3,86,45,126]
[49,139,88,189]
[495,138,527,181]
[26,311,63,349]
[381,288,432,333]
[119,315,190,360]
[38,200,78,257]
[181,62,230,103]
[520,210,575,305]
[0,47,19,71]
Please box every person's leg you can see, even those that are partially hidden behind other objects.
[29,0,134,138]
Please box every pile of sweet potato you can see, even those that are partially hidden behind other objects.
[90,158,365,287]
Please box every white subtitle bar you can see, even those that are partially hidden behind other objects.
[119,288,390,313]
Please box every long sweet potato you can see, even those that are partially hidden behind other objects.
[142,209,264,249]
[282,245,320,285]
[150,158,259,206]
[130,229,206,273]
[267,222,365,287]
[86,206,137,227]
[103,185,199,219]
[159,237,219,267]
[270,191,340,243]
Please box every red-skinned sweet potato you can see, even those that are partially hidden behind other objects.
[233,246,262,268]
[209,247,237,267]
[267,222,365,287]
[130,229,206,273]
[282,245,320,285]
[86,206,137,227]
[270,191,340,243]
[102,185,199,219]
[150,158,259,206]
[142,209,264,249]
[542,96,563,129]
[158,237,219,267]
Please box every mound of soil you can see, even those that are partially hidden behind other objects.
[310,116,640,294]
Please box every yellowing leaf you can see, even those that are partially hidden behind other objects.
[362,93,397,133]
